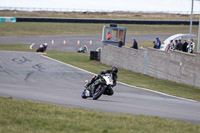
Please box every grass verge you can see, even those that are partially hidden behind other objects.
[0,97,200,133]
[0,44,200,101]
[0,22,198,37]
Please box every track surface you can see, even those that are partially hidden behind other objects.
[0,34,172,52]
[0,51,200,123]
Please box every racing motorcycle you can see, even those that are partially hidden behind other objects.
[77,46,88,53]
[81,73,113,100]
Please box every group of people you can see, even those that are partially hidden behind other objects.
[131,37,161,50]
[167,39,195,53]
[153,37,161,49]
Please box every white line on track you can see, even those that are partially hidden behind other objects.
[41,54,198,103]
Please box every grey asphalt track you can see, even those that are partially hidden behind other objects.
[0,50,200,123]
[0,34,172,52]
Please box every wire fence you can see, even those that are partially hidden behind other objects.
[0,6,200,14]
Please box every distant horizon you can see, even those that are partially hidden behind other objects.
[0,6,199,15]
[0,0,200,14]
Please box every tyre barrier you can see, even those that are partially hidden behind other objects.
[90,51,100,61]
[16,17,199,25]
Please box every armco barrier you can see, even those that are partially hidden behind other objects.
[101,45,200,88]
[16,17,199,25]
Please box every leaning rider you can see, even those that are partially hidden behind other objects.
[85,66,118,96]
[36,43,48,52]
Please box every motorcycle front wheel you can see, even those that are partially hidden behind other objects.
[93,85,105,100]
[81,90,87,99]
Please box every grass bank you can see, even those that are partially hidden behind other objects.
[0,22,198,37]
[0,44,200,101]
[0,97,200,133]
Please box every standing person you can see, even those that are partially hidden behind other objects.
[156,37,161,49]
[188,39,195,53]
[174,40,178,50]
[177,39,183,51]
[169,40,175,51]
[182,40,188,52]
[118,39,123,47]
[166,43,170,52]
[106,31,112,40]
[131,38,138,49]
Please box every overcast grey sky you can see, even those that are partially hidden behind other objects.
[0,0,199,13]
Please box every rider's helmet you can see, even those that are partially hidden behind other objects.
[111,65,118,73]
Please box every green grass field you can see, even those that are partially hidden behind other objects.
[0,22,198,37]
[1,97,200,133]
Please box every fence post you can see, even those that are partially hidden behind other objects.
[143,50,148,74]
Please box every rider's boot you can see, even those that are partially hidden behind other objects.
[84,80,89,89]
[84,75,97,89]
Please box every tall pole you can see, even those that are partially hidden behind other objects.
[198,15,200,52]
[189,0,194,52]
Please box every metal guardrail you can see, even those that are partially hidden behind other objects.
[16,17,199,25]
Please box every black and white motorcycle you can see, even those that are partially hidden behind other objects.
[81,73,113,100]
[77,45,88,53]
